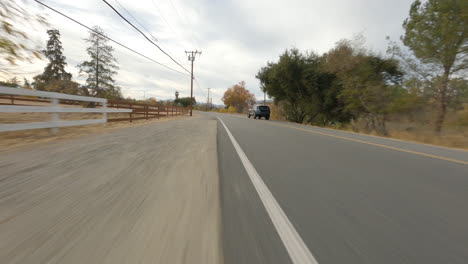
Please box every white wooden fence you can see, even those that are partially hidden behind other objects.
[0,86,132,133]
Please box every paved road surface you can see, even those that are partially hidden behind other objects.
[1,112,467,264]
[0,116,221,264]
[213,112,468,264]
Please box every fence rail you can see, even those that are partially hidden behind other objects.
[0,87,130,133]
[0,87,189,133]
[107,100,187,122]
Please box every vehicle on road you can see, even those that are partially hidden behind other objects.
[248,105,270,120]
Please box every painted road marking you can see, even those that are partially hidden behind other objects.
[218,117,319,264]
[268,122,468,166]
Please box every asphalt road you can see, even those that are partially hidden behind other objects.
[213,112,468,264]
[1,112,467,264]
[0,116,221,264]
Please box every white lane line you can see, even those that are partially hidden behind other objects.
[217,117,319,264]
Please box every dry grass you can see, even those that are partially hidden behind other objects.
[328,120,468,150]
[266,101,468,150]
[385,128,468,149]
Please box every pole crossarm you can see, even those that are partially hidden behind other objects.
[185,50,202,116]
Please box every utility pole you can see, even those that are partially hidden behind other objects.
[185,50,202,116]
[264,91,266,105]
[207,88,211,111]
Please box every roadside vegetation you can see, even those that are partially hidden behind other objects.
[221,81,256,113]
[253,0,467,148]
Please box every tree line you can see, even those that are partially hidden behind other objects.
[1,2,123,99]
[256,0,467,135]
[31,27,122,99]
[3,26,122,100]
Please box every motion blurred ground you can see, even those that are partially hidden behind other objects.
[0,115,221,264]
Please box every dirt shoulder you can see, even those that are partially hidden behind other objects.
[0,115,222,264]
[0,114,189,152]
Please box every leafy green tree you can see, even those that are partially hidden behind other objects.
[34,29,72,91]
[257,48,350,124]
[78,26,121,99]
[43,79,89,95]
[175,97,196,107]
[23,78,32,89]
[8,76,20,87]
[257,49,309,122]
[324,40,403,135]
[445,78,468,110]
[0,77,19,87]
[402,0,468,132]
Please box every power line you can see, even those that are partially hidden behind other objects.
[167,0,199,49]
[101,0,190,74]
[194,78,201,90]
[151,0,189,61]
[114,0,184,65]
[33,0,188,76]
[113,0,158,42]
[151,0,184,45]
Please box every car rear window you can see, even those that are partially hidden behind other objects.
[258,106,270,110]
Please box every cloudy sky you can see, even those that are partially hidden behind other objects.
[14,0,414,104]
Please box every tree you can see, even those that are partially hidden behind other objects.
[175,97,196,107]
[257,48,350,124]
[34,29,72,91]
[23,78,32,89]
[44,79,89,95]
[0,77,19,87]
[78,26,121,99]
[8,76,20,87]
[257,49,308,122]
[324,40,403,135]
[222,81,256,113]
[146,97,158,104]
[0,0,46,72]
[402,0,468,132]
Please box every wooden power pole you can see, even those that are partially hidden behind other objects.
[185,50,201,116]
[207,88,211,111]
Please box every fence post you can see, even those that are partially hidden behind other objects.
[10,95,14,105]
[145,105,148,120]
[129,103,133,123]
[157,105,160,119]
[51,98,59,134]
[102,101,107,127]
[166,106,168,117]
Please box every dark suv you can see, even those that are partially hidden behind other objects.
[248,105,270,120]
